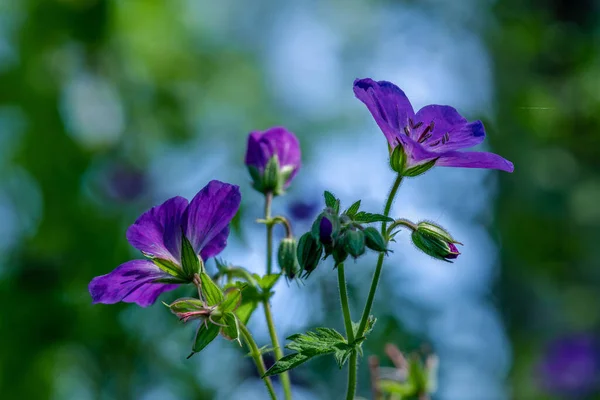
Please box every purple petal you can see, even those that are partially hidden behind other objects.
[414,105,486,151]
[436,150,515,172]
[183,180,241,258]
[199,226,229,260]
[353,78,415,146]
[244,132,268,170]
[126,196,189,263]
[89,259,179,307]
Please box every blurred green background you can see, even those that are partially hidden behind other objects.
[1,0,599,399]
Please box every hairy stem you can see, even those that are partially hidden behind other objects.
[239,322,278,400]
[338,263,357,400]
[263,192,293,400]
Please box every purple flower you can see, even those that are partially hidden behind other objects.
[88,180,241,307]
[353,78,514,174]
[245,126,301,195]
[538,334,600,397]
[288,200,319,223]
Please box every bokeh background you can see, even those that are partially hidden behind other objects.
[1,0,599,399]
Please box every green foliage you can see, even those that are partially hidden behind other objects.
[192,322,220,355]
[343,200,361,217]
[219,288,242,313]
[220,312,241,344]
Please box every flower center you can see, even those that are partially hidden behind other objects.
[404,118,451,148]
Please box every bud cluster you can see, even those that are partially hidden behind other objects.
[295,191,389,277]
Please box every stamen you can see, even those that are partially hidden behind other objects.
[429,140,441,147]
[403,126,410,136]
[417,122,435,143]
[409,118,414,128]
[413,121,423,130]
[442,132,450,144]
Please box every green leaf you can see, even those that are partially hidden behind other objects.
[192,322,220,354]
[219,288,242,313]
[200,272,224,306]
[258,274,280,291]
[181,234,201,277]
[263,352,313,377]
[323,190,337,208]
[220,312,241,345]
[353,315,377,340]
[343,200,361,217]
[352,212,394,223]
[265,327,350,375]
[333,346,355,369]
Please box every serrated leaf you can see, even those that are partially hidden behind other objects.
[263,352,313,377]
[258,274,280,290]
[192,321,220,353]
[200,272,224,306]
[344,200,361,217]
[180,234,201,277]
[220,312,241,345]
[333,347,355,369]
[219,288,242,313]
[323,191,337,208]
[353,212,394,223]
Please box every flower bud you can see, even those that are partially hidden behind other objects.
[311,211,340,246]
[277,237,300,280]
[332,243,348,265]
[297,232,323,277]
[168,298,212,323]
[245,127,301,196]
[343,229,366,259]
[363,227,388,253]
[411,222,461,262]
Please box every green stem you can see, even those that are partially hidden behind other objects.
[239,322,278,400]
[337,263,357,400]
[263,192,293,400]
[346,352,358,400]
[345,174,402,400]
[337,263,355,343]
[357,174,402,336]
[265,192,274,275]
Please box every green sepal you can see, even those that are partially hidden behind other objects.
[181,234,201,277]
[343,229,365,259]
[247,165,263,192]
[235,301,257,325]
[169,297,206,314]
[220,312,241,345]
[363,227,388,253]
[297,232,323,277]
[219,287,242,313]
[332,242,348,264]
[262,155,281,193]
[191,321,220,355]
[200,272,224,306]
[276,165,295,195]
[389,144,407,173]
[277,238,300,280]
[152,258,188,282]
[403,158,438,177]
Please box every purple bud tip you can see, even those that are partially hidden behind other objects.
[447,243,460,259]
[319,217,333,244]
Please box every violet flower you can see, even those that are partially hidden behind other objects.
[538,334,600,397]
[245,126,301,195]
[89,180,241,307]
[353,78,514,174]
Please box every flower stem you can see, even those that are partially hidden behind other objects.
[357,174,402,336]
[337,263,355,343]
[344,174,402,399]
[263,192,293,400]
[337,263,357,400]
[239,322,278,400]
[265,192,274,275]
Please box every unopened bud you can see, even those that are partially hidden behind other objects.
[343,229,365,259]
[363,227,388,253]
[411,222,461,262]
[277,237,300,280]
[297,232,323,277]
